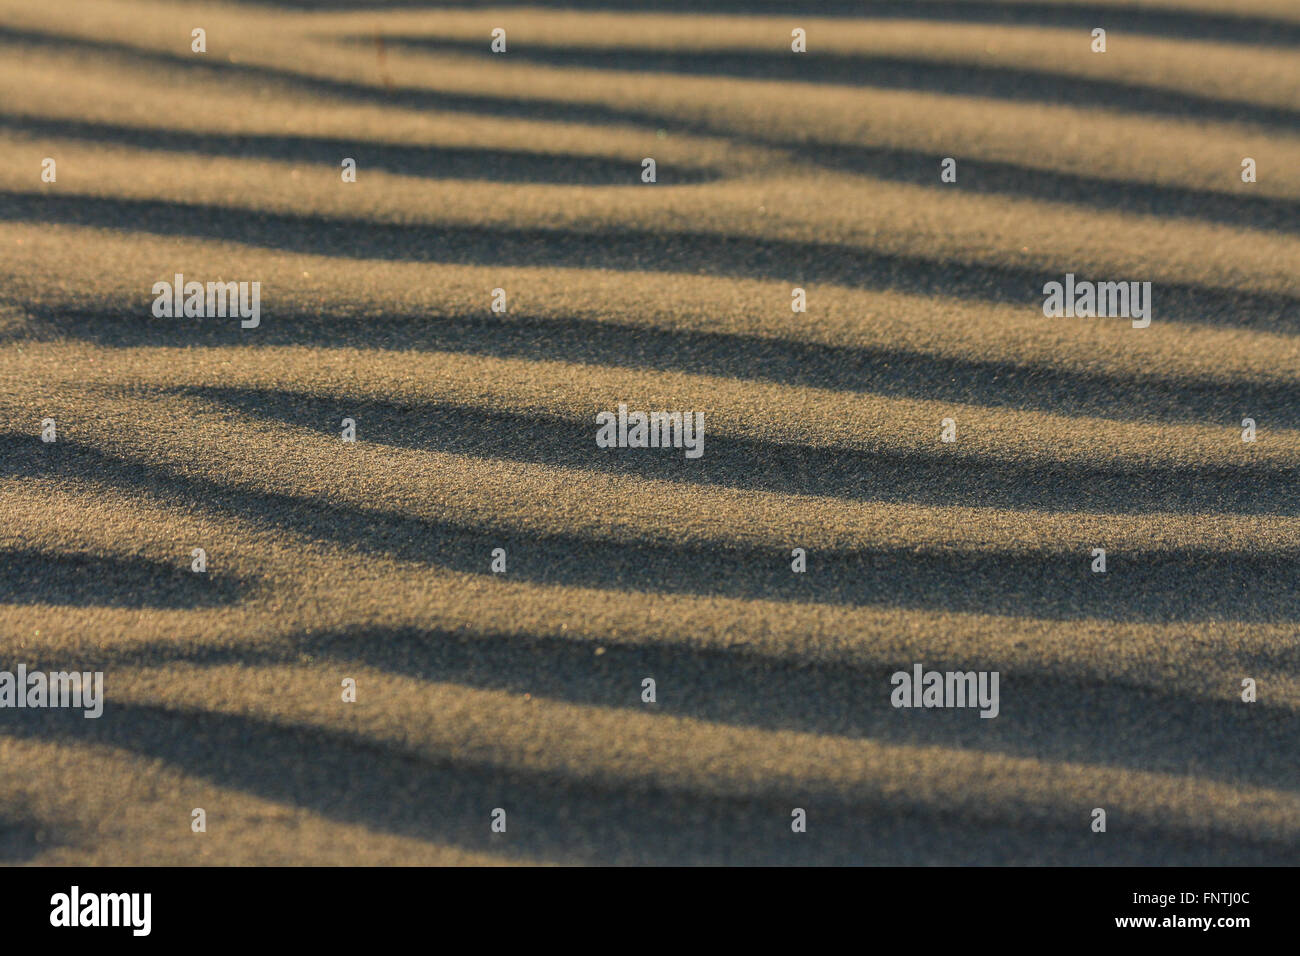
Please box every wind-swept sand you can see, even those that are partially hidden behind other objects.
[0,0,1297,865]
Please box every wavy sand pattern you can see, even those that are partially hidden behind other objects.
[0,0,1297,865]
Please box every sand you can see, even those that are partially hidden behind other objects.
[0,0,1297,865]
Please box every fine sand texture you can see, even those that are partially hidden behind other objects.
[0,0,1298,865]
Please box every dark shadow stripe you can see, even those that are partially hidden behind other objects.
[0,809,63,863]
[42,626,1296,795]
[1,701,1293,864]
[375,37,1300,131]
[233,1,1300,49]
[788,142,1300,237]
[0,547,251,608]
[0,113,715,185]
[2,191,1294,331]
[4,434,1299,622]
[17,306,1299,427]
[180,386,1300,515]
